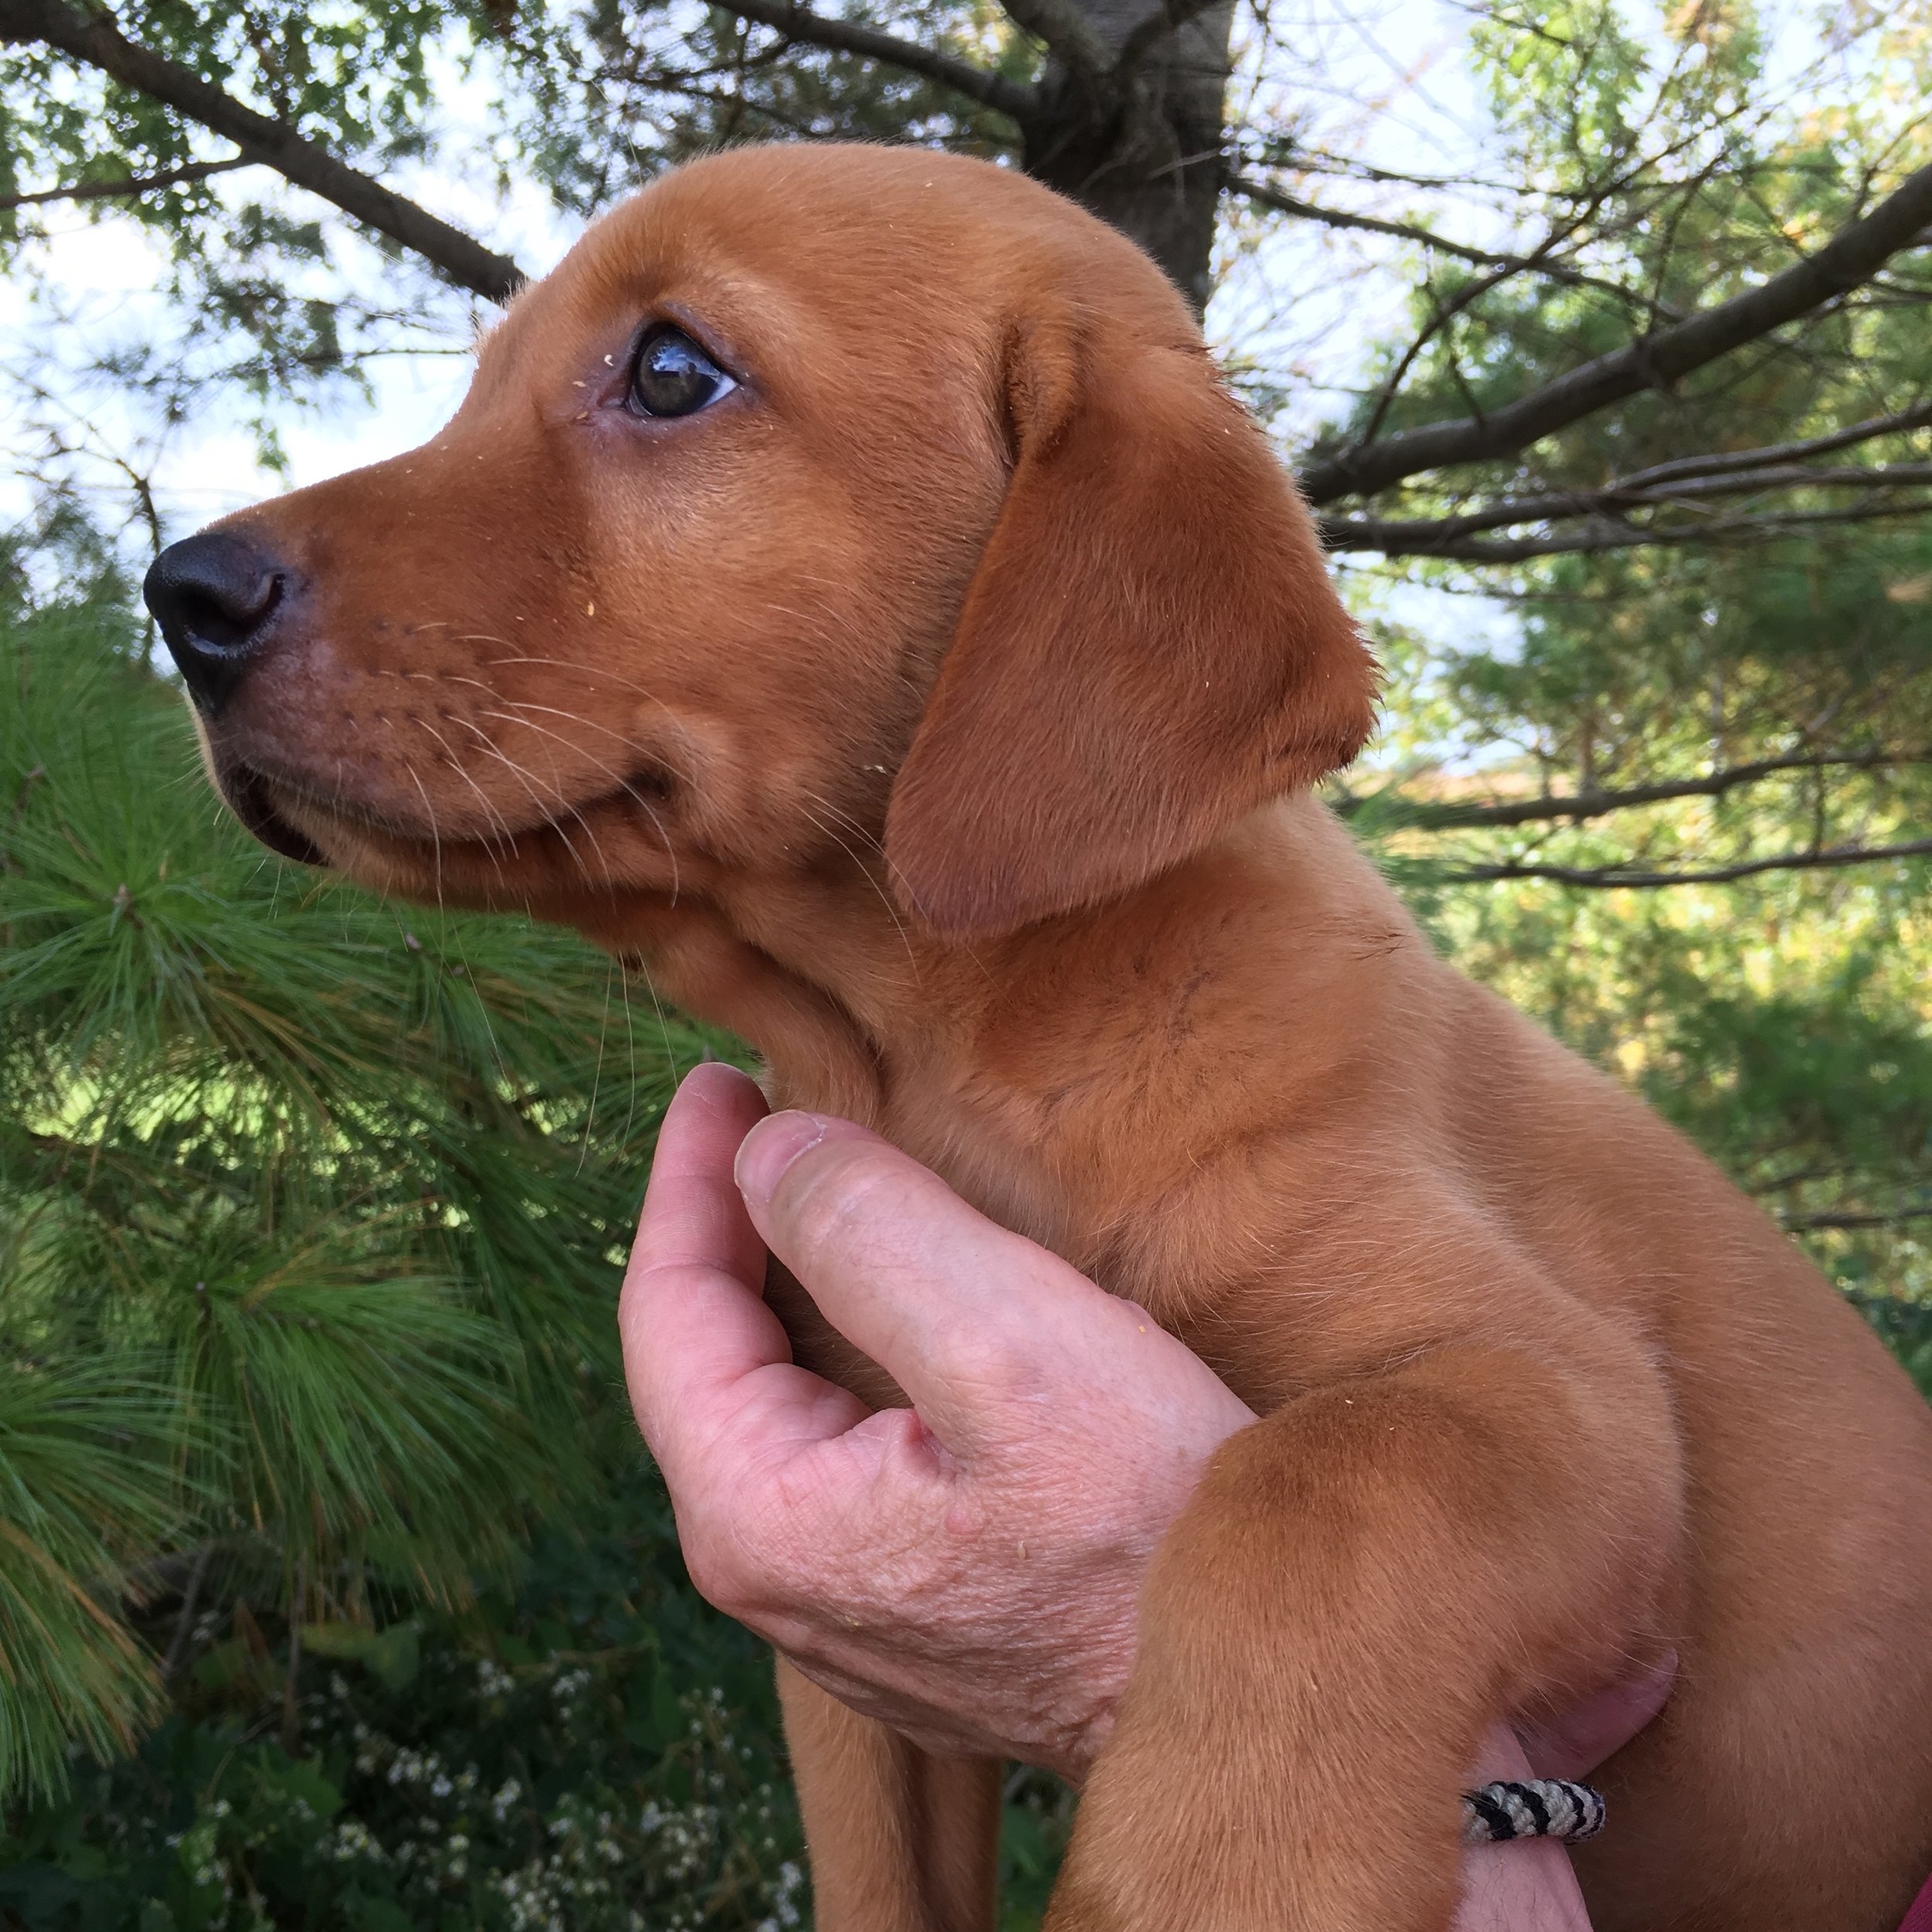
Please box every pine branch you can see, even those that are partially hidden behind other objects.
[1444,837,1932,888]
[1297,162,1932,506]
[0,157,253,209]
[1342,750,1930,831]
[716,0,1037,116]
[0,0,526,302]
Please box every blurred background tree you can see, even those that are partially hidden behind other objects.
[0,0,1926,1924]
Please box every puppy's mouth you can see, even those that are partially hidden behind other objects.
[215,758,675,873]
[219,764,326,867]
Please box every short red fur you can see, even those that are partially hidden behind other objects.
[181,143,1932,1932]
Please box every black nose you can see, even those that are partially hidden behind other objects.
[144,532,286,713]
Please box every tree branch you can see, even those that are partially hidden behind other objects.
[1231,172,1508,264]
[0,156,253,209]
[1444,837,1932,888]
[1342,750,1929,831]
[1611,400,1932,488]
[1324,497,1932,561]
[1114,0,1231,78]
[1229,174,1679,317]
[1298,161,1932,505]
[1319,460,1932,553]
[717,0,1037,117]
[0,0,526,302]
[1781,1205,1932,1232]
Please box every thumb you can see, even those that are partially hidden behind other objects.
[733,1111,1117,1449]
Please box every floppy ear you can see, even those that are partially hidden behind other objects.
[883,303,1377,942]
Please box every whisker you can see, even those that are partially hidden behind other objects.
[475,652,681,716]
[478,708,679,903]
[406,764,447,909]
[415,717,513,893]
[449,717,602,886]
[580,954,614,1176]
[799,798,919,981]
[801,784,934,937]
[493,698,695,788]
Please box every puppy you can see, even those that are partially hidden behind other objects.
[145,143,1932,1932]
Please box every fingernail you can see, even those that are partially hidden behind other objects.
[734,1111,829,1203]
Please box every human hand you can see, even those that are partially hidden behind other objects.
[1454,1656,1676,1930]
[621,1061,1675,1919]
[621,1059,1253,1777]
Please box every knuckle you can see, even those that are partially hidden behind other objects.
[681,1525,753,1617]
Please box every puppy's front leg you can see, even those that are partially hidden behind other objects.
[777,1658,1002,1932]
[1046,1342,1682,1932]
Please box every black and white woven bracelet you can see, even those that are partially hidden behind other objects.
[1459,1779,1606,1845]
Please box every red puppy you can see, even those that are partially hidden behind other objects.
[145,144,1932,1931]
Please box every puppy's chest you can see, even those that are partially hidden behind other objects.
[835,1097,1338,1416]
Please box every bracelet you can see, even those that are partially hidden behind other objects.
[1461,1778,1607,1845]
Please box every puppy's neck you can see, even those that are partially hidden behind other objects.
[581,793,1403,1247]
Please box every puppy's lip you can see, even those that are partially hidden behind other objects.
[217,763,326,866]
[234,758,675,862]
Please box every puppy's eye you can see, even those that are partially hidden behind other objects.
[628,325,736,418]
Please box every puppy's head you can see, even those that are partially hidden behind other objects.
[145,144,1375,942]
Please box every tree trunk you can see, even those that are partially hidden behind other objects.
[1020,0,1234,315]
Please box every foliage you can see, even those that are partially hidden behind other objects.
[0,525,716,1808]
[1350,519,1932,1365]
[0,1468,809,1932]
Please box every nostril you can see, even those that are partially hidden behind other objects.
[175,573,281,652]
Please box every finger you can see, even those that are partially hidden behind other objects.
[638,1060,771,1287]
[1518,1648,1679,1781]
[621,1063,794,1475]
[1454,1725,1592,1931]
[733,1111,1121,1443]
[1453,1835,1590,1932]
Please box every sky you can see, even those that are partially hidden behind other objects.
[1,0,1511,534]
[0,0,1893,687]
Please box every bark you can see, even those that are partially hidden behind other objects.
[1019,0,1235,314]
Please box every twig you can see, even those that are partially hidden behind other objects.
[1612,400,1932,488]
[0,156,252,209]
[1342,750,1929,831]
[0,0,525,301]
[717,0,1036,116]
[281,1556,307,1749]
[1318,461,1932,553]
[162,1543,214,1681]
[1445,837,1932,888]
[1230,176,1678,319]
[1781,1206,1932,1232]
[1298,161,1932,505]
[1323,497,1932,562]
